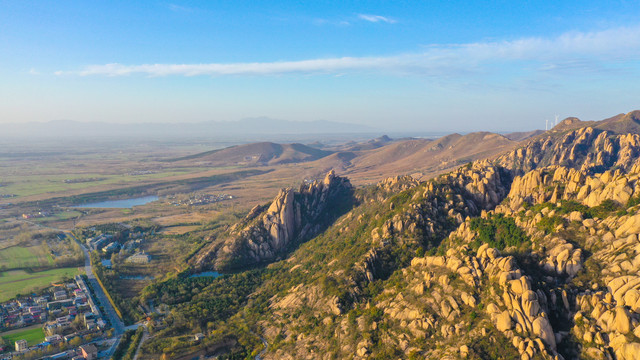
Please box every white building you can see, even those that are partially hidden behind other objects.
[15,339,28,352]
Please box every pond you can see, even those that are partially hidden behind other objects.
[74,195,158,209]
[189,271,223,278]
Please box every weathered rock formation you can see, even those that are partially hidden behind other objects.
[497,126,640,175]
[206,170,353,270]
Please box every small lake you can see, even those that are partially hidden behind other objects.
[190,271,223,278]
[74,195,158,209]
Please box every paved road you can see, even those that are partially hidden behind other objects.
[66,232,126,358]
[70,233,125,333]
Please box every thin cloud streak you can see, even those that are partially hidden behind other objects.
[357,14,397,24]
[166,3,193,13]
[61,26,640,78]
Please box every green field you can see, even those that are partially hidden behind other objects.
[0,169,197,198]
[54,210,83,220]
[1,326,45,346]
[0,268,80,302]
[0,246,53,270]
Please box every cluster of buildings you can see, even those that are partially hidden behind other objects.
[1,277,108,359]
[125,170,156,176]
[125,252,151,264]
[85,234,114,252]
[21,210,52,219]
[0,299,47,330]
[166,193,234,206]
[86,230,148,256]
[11,342,97,360]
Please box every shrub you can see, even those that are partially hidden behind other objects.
[536,215,565,234]
[588,199,622,218]
[469,214,529,250]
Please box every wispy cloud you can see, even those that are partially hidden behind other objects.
[357,14,396,24]
[58,26,640,78]
[312,18,351,27]
[166,3,193,13]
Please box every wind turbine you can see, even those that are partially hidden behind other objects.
[555,115,559,126]
[545,119,549,131]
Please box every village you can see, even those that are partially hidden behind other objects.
[165,193,233,207]
[84,228,151,265]
[0,223,158,360]
[0,275,109,360]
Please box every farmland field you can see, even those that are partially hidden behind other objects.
[0,268,80,302]
[0,169,200,199]
[0,246,53,270]
[1,326,45,346]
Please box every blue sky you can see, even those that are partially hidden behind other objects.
[1,1,639,132]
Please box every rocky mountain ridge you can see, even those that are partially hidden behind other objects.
[247,117,640,359]
[496,125,640,175]
[140,110,640,360]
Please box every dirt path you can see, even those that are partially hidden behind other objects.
[133,327,149,360]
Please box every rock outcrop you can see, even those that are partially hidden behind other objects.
[210,170,353,270]
[497,126,640,175]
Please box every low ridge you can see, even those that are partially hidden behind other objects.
[172,141,333,166]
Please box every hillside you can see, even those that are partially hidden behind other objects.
[172,142,334,166]
[505,130,546,142]
[132,110,640,360]
[596,110,640,134]
[343,131,516,181]
[168,131,519,188]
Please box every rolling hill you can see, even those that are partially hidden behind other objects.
[171,142,334,166]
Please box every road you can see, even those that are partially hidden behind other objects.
[66,232,126,358]
[20,220,146,358]
[132,326,149,360]
[71,233,125,333]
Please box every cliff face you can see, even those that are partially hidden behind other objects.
[198,170,353,271]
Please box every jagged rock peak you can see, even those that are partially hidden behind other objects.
[211,170,353,270]
[379,175,420,192]
[324,169,336,185]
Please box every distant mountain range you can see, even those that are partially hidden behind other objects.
[1,117,377,139]
[165,110,640,184]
